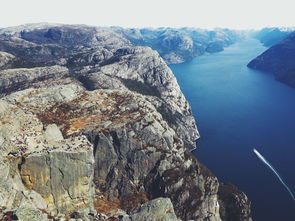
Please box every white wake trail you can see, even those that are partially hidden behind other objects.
[253,148,295,202]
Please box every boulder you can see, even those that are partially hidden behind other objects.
[44,124,64,142]
[130,198,179,221]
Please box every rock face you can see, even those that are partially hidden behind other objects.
[0,51,15,68]
[129,198,180,221]
[0,23,252,221]
[19,146,94,215]
[0,94,94,217]
[112,27,242,64]
[75,46,199,149]
[248,33,295,87]
[0,65,69,95]
[0,24,130,66]
[218,184,252,221]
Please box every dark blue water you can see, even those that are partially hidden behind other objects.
[170,38,295,221]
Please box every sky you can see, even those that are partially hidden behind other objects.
[1,0,294,29]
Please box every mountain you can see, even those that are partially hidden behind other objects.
[248,32,295,87]
[0,24,252,221]
[253,27,294,47]
[112,27,243,64]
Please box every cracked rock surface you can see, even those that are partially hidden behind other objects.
[0,23,252,221]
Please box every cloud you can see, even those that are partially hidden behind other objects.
[1,0,294,29]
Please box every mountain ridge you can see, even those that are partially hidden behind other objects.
[248,32,295,87]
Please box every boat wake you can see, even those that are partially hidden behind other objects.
[253,148,295,202]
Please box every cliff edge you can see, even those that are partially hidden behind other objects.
[0,24,252,221]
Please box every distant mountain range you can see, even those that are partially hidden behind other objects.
[0,23,244,65]
[252,27,294,47]
[112,27,243,64]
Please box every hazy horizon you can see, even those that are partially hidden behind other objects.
[2,0,295,30]
[1,22,294,31]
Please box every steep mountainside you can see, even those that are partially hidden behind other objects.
[0,24,252,221]
[112,27,242,64]
[248,33,295,87]
[253,27,293,47]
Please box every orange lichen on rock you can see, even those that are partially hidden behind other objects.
[120,192,149,211]
[3,156,20,163]
[36,90,148,137]
[65,115,103,136]
[94,197,120,215]
[20,174,34,190]
[36,105,68,128]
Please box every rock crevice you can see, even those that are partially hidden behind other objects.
[0,23,252,221]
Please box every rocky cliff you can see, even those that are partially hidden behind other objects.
[248,32,295,87]
[0,24,252,221]
[112,27,242,64]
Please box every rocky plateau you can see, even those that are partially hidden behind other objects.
[0,23,252,221]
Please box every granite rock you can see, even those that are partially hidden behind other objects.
[0,51,15,68]
[130,197,180,221]
[112,27,242,64]
[75,46,199,149]
[0,24,252,221]
[218,183,253,221]
[0,65,69,95]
